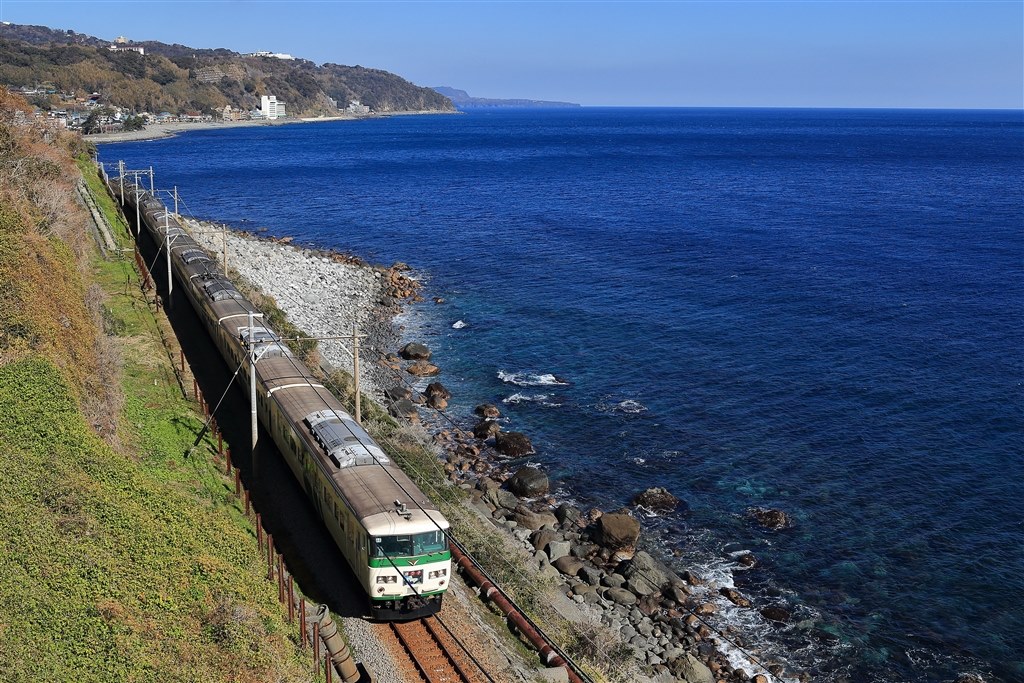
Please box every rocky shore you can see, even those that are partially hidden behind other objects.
[183,220,799,682]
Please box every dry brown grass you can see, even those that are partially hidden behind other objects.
[0,91,124,444]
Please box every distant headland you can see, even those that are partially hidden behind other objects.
[432,86,580,109]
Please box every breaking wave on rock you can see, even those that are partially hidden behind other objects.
[497,370,570,387]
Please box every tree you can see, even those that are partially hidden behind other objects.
[121,114,145,132]
[80,106,112,134]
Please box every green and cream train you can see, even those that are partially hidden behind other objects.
[115,177,450,619]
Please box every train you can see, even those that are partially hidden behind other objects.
[110,174,451,620]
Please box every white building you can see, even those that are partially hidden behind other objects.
[260,95,287,120]
[108,44,145,56]
[246,51,295,60]
[347,100,370,115]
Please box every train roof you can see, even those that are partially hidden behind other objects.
[258,356,446,529]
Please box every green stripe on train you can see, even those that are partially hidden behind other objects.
[367,551,451,568]
[371,589,446,601]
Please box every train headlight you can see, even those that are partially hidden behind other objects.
[428,569,448,579]
[376,575,398,584]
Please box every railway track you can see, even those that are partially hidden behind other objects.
[390,616,488,683]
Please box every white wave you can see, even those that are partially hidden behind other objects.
[502,392,561,407]
[497,370,570,387]
[617,399,647,413]
[452,320,467,329]
[596,398,649,414]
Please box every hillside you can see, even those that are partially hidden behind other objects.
[0,22,454,116]
[0,91,309,682]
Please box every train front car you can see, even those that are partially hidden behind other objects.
[363,500,451,620]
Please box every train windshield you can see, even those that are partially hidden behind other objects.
[372,530,447,558]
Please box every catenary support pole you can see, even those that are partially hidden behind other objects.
[149,167,154,194]
[353,324,361,424]
[164,210,172,299]
[248,310,258,454]
[118,160,124,203]
[173,185,179,218]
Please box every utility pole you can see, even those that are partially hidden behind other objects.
[247,311,263,454]
[164,210,172,300]
[134,185,140,236]
[118,160,124,203]
[222,226,228,271]
[352,324,361,424]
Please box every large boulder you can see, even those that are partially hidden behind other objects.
[406,360,440,377]
[719,587,752,608]
[554,503,582,528]
[631,487,680,512]
[424,382,451,400]
[512,506,558,531]
[605,587,637,606]
[482,486,518,511]
[426,394,448,410]
[552,555,584,577]
[672,653,715,683]
[494,431,534,456]
[399,341,431,360]
[506,467,549,497]
[387,399,419,422]
[760,606,791,624]
[530,529,560,552]
[621,550,670,595]
[384,385,412,402]
[747,507,792,530]
[594,513,641,550]
[474,403,501,419]
[473,420,501,440]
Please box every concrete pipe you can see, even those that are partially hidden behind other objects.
[316,604,363,683]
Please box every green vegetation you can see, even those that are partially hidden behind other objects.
[0,91,311,682]
[0,23,454,116]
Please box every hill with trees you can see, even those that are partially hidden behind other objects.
[0,23,454,117]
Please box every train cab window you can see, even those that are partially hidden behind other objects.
[372,531,446,558]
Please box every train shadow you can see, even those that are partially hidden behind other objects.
[135,225,370,620]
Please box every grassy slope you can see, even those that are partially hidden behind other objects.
[0,122,310,680]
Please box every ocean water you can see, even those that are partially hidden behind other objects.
[100,108,1024,682]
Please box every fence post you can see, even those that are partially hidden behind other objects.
[267,534,274,581]
[313,622,320,668]
[288,575,295,623]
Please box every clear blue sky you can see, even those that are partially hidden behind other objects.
[1,0,1021,108]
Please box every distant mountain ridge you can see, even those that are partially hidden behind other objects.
[0,23,455,116]
[432,86,580,109]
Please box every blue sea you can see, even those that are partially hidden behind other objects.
[100,108,1024,683]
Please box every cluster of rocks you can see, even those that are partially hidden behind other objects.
[381,262,424,305]
[376,339,799,682]
[463,472,795,682]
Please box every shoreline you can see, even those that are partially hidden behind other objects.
[183,220,805,683]
[86,109,457,144]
